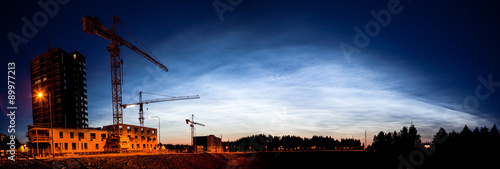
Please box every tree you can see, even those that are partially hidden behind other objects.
[408,124,421,143]
[491,124,499,137]
[433,127,447,144]
[480,126,490,137]
[460,125,472,136]
[472,127,480,136]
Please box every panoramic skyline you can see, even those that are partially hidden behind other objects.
[1,0,499,145]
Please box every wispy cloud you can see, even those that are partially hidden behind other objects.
[87,24,496,145]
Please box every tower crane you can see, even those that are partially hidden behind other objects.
[82,15,169,133]
[122,91,200,127]
[185,114,204,153]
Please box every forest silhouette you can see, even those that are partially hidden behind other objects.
[369,124,500,168]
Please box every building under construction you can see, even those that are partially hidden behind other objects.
[27,124,158,157]
[27,47,159,157]
[30,47,89,129]
[27,14,199,157]
[193,135,222,153]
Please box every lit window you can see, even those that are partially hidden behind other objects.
[73,54,77,59]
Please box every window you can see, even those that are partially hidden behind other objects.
[72,143,76,150]
[90,133,96,140]
[78,132,84,140]
[141,128,144,134]
[96,144,99,149]
[84,143,87,150]
[127,126,131,133]
[54,143,58,148]
[132,144,134,148]
[65,143,68,150]
[134,128,138,133]
[143,144,145,148]
[70,132,74,138]
[152,130,155,135]
[147,129,150,135]
[101,134,106,141]
[59,132,63,138]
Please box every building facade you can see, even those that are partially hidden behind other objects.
[103,124,158,151]
[193,135,222,153]
[27,124,157,157]
[30,47,88,129]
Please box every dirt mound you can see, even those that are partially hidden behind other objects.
[1,153,240,169]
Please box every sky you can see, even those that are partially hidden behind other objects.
[1,0,500,145]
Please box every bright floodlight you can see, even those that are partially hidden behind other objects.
[37,93,43,97]
[126,105,136,108]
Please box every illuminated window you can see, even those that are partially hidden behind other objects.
[73,54,77,59]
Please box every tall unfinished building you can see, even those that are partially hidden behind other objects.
[30,47,88,129]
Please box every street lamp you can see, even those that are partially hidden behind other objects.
[37,92,53,157]
[149,116,160,148]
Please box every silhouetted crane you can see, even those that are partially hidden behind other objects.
[122,91,200,126]
[82,15,168,132]
[186,114,204,153]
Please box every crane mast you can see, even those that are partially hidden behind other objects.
[82,15,169,133]
[186,114,205,153]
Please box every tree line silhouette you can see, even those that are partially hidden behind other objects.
[226,134,362,152]
[369,124,500,168]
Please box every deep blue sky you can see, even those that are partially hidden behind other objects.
[1,0,499,145]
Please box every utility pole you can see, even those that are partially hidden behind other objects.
[365,130,367,150]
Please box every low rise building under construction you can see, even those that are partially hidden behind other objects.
[27,124,158,157]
